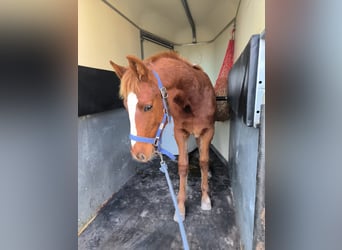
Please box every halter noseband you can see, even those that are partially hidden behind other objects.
[129,70,176,161]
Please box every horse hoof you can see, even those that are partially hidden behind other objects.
[201,198,212,210]
[173,211,185,222]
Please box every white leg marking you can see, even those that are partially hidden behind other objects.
[127,92,138,146]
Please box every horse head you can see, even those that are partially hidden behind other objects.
[110,56,164,162]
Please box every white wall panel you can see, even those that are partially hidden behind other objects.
[78,0,140,70]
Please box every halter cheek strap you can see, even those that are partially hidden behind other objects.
[129,70,176,161]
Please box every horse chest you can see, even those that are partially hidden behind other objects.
[172,118,207,138]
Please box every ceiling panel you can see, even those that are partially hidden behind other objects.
[105,0,239,44]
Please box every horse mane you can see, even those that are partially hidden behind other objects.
[146,51,196,69]
[147,51,180,63]
[119,69,141,100]
[119,51,204,99]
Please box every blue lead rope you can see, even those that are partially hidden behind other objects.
[159,159,189,250]
[153,69,189,249]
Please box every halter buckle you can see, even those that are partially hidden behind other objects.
[160,87,168,99]
[154,136,160,147]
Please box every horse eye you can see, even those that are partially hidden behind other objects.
[143,105,153,112]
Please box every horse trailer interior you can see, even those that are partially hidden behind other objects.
[78,1,265,249]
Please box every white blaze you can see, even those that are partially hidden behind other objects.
[127,92,138,146]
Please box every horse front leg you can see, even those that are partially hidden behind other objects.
[174,129,189,222]
[198,127,214,211]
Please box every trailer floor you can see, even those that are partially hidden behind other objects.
[78,148,240,249]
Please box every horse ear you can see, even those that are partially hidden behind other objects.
[109,60,127,79]
[126,55,148,81]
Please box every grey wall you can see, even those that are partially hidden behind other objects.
[78,109,138,230]
[229,114,259,250]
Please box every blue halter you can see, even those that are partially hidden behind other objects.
[129,70,176,161]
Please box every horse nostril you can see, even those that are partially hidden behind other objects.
[136,153,146,161]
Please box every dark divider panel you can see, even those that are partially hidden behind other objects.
[78,65,124,116]
[228,34,262,250]
[228,35,260,127]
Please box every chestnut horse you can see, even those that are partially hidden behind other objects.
[110,51,216,221]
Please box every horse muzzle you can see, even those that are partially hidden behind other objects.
[130,143,155,162]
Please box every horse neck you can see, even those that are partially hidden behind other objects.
[151,68,195,119]
[151,66,188,92]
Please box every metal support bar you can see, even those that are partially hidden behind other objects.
[140,30,174,50]
[102,0,140,30]
[176,18,235,47]
[181,0,197,43]
[140,30,174,59]
[140,37,144,59]
[216,96,229,102]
